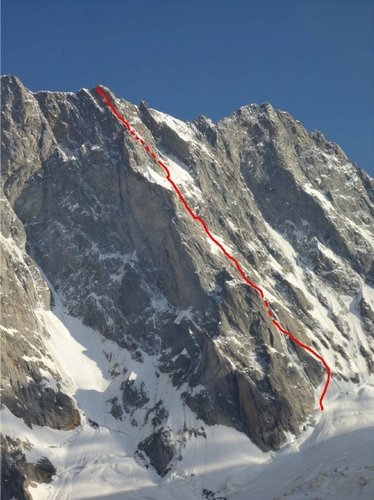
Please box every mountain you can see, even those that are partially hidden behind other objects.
[1,75,373,500]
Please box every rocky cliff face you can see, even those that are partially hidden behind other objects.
[1,75,373,498]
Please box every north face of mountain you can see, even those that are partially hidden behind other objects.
[1,75,373,497]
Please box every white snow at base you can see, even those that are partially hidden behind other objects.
[2,286,374,499]
[39,309,108,394]
[2,296,270,500]
[173,424,269,498]
[232,383,374,500]
[4,376,374,499]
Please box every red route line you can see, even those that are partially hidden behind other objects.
[96,85,331,411]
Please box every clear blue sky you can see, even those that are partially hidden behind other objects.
[2,0,373,175]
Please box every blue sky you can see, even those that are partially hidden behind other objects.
[2,0,373,175]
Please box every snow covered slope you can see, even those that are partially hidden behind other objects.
[3,299,373,499]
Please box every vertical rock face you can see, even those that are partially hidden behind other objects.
[0,193,80,430]
[1,75,373,493]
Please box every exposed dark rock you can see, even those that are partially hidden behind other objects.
[137,429,178,477]
[1,435,55,500]
[108,396,124,419]
[122,379,150,414]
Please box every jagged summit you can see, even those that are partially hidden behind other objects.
[1,76,373,499]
